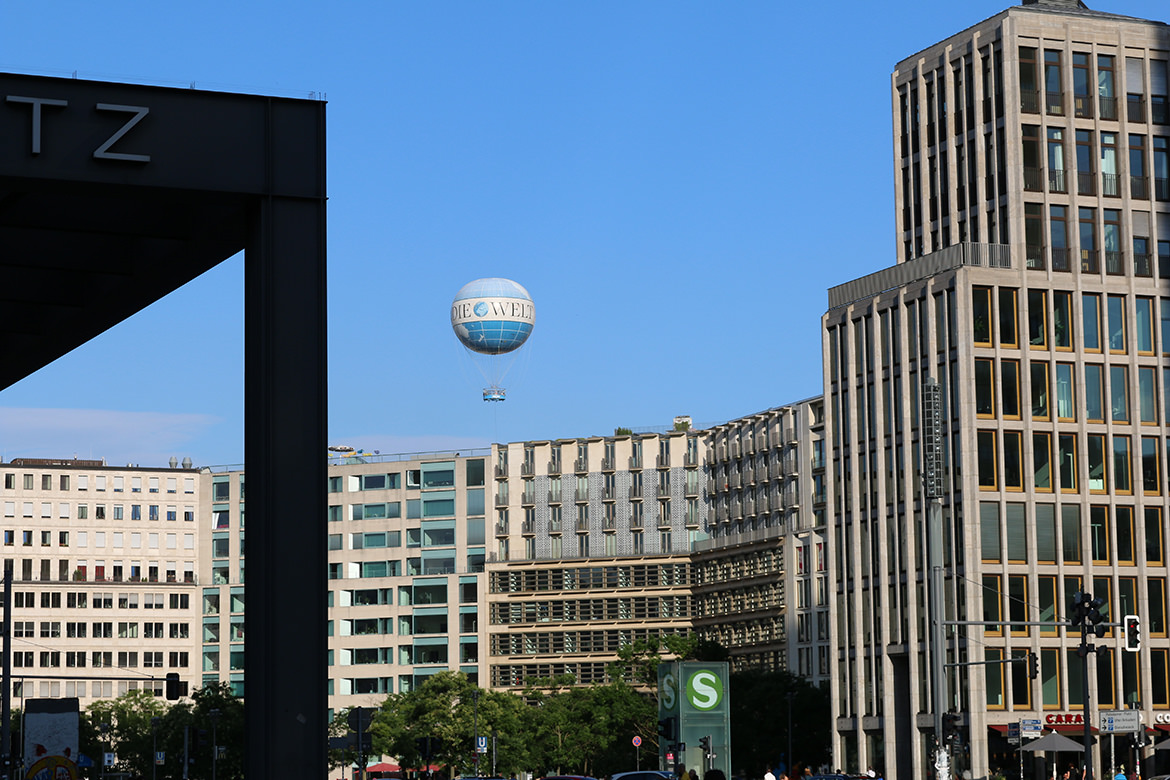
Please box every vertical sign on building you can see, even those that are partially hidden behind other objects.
[659,662,731,780]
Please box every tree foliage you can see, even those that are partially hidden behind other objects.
[78,684,243,780]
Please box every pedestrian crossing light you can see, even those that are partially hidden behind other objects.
[699,736,711,757]
[1124,614,1141,652]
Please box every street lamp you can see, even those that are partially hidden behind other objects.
[208,709,220,780]
[151,717,160,780]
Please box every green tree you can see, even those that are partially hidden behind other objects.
[520,677,653,778]
[82,684,244,780]
[85,689,169,778]
[608,634,697,687]
[370,671,528,777]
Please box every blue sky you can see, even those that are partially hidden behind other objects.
[1,0,1165,467]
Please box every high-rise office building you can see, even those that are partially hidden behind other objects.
[825,1,1170,777]
[0,458,202,704]
[694,399,831,686]
[487,430,703,688]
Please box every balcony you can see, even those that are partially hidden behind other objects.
[574,487,588,502]
[521,489,537,506]
[1135,253,1152,277]
[1157,178,1170,201]
[1128,94,1146,124]
[602,517,616,532]
[494,521,509,536]
[1053,251,1071,275]
[547,489,561,504]
[548,520,562,534]
[1023,167,1043,191]
[629,484,642,499]
[494,464,507,479]
[1021,90,1040,114]
[1105,251,1125,276]
[521,521,536,536]
[1153,97,1168,125]
[1073,94,1094,119]
[1077,171,1095,196]
[1048,168,1067,193]
[1026,244,1046,270]
[520,462,534,477]
[629,455,643,470]
[574,458,587,474]
[576,519,589,532]
[601,456,616,472]
[1102,173,1121,197]
[1081,250,1099,274]
[1045,91,1064,116]
[1161,252,1170,278]
[630,515,644,531]
[494,494,509,508]
[685,451,699,467]
[656,455,670,469]
[1131,175,1149,200]
[1100,95,1118,120]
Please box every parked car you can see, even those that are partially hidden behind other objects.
[538,775,600,780]
[612,771,674,780]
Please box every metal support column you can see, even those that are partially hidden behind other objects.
[244,97,328,780]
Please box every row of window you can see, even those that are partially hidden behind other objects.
[985,645,1164,710]
[500,530,684,561]
[489,596,691,625]
[8,591,188,610]
[330,644,479,667]
[0,529,196,552]
[2,502,194,521]
[1019,49,1168,125]
[975,358,1165,426]
[2,473,195,494]
[1023,128,1167,202]
[982,572,1162,637]
[976,429,1169,495]
[11,650,187,669]
[326,462,484,494]
[973,288,1168,356]
[981,501,1164,567]
[15,680,157,700]
[9,619,189,638]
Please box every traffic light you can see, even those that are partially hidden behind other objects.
[1124,614,1142,652]
[657,716,677,742]
[942,712,961,743]
[165,672,182,701]
[699,735,711,757]
[1029,651,1039,680]
[1072,591,1108,637]
[1087,595,1108,637]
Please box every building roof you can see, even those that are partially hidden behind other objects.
[895,0,1167,70]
